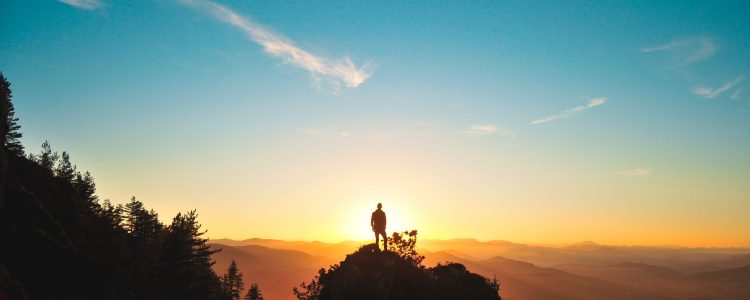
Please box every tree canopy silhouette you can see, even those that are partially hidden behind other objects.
[389,230,425,267]
[244,283,264,300]
[0,73,243,300]
[0,73,23,156]
[221,260,245,300]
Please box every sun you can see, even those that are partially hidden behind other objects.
[338,196,419,242]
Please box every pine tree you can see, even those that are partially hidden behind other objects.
[0,73,23,156]
[244,283,264,300]
[124,197,164,299]
[161,210,224,300]
[36,140,59,171]
[0,75,6,204]
[74,170,100,213]
[222,260,245,300]
[55,151,76,182]
[0,73,10,150]
[123,197,163,262]
[100,199,124,229]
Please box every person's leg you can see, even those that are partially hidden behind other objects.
[380,231,388,251]
[375,231,380,249]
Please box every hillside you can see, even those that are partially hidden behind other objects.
[213,238,750,300]
[210,243,330,300]
[299,243,501,300]
[211,238,360,262]
[0,74,233,300]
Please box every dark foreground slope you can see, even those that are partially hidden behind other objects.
[0,154,105,300]
[0,74,229,300]
[297,244,501,300]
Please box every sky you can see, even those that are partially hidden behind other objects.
[1,0,749,246]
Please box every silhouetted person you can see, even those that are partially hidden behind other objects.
[371,203,387,250]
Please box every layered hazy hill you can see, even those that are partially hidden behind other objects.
[210,238,750,300]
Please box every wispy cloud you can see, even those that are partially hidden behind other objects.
[730,89,742,100]
[178,0,373,89]
[692,76,743,99]
[464,125,497,135]
[642,37,716,64]
[607,168,653,177]
[59,0,102,10]
[530,98,606,125]
[462,125,515,138]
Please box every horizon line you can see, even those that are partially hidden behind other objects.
[207,236,750,249]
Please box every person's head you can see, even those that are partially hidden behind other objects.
[377,203,382,209]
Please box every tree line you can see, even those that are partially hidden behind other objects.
[0,73,263,300]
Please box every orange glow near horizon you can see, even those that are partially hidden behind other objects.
[105,176,750,248]
[106,155,750,249]
[85,109,749,249]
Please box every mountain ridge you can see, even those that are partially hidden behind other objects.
[210,237,750,300]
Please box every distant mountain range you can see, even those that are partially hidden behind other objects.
[210,238,750,300]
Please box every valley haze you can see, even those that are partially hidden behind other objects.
[209,237,750,299]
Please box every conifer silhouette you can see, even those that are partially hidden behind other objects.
[221,260,244,300]
[0,74,235,299]
[0,73,23,156]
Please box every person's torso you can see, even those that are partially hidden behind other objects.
[372,210,386,226]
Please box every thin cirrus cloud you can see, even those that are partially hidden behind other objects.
[693,77,743,99]
[642,37,716,64]
[530,98,606,125]
[178,0,374,89]
[608,168,653,177]
[58,0,103,10]
[731,89,742,100]
[462,125,515,137]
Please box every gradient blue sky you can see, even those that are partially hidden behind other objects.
[1,0,749,245]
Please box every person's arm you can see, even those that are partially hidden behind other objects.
[371,212,375,230]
